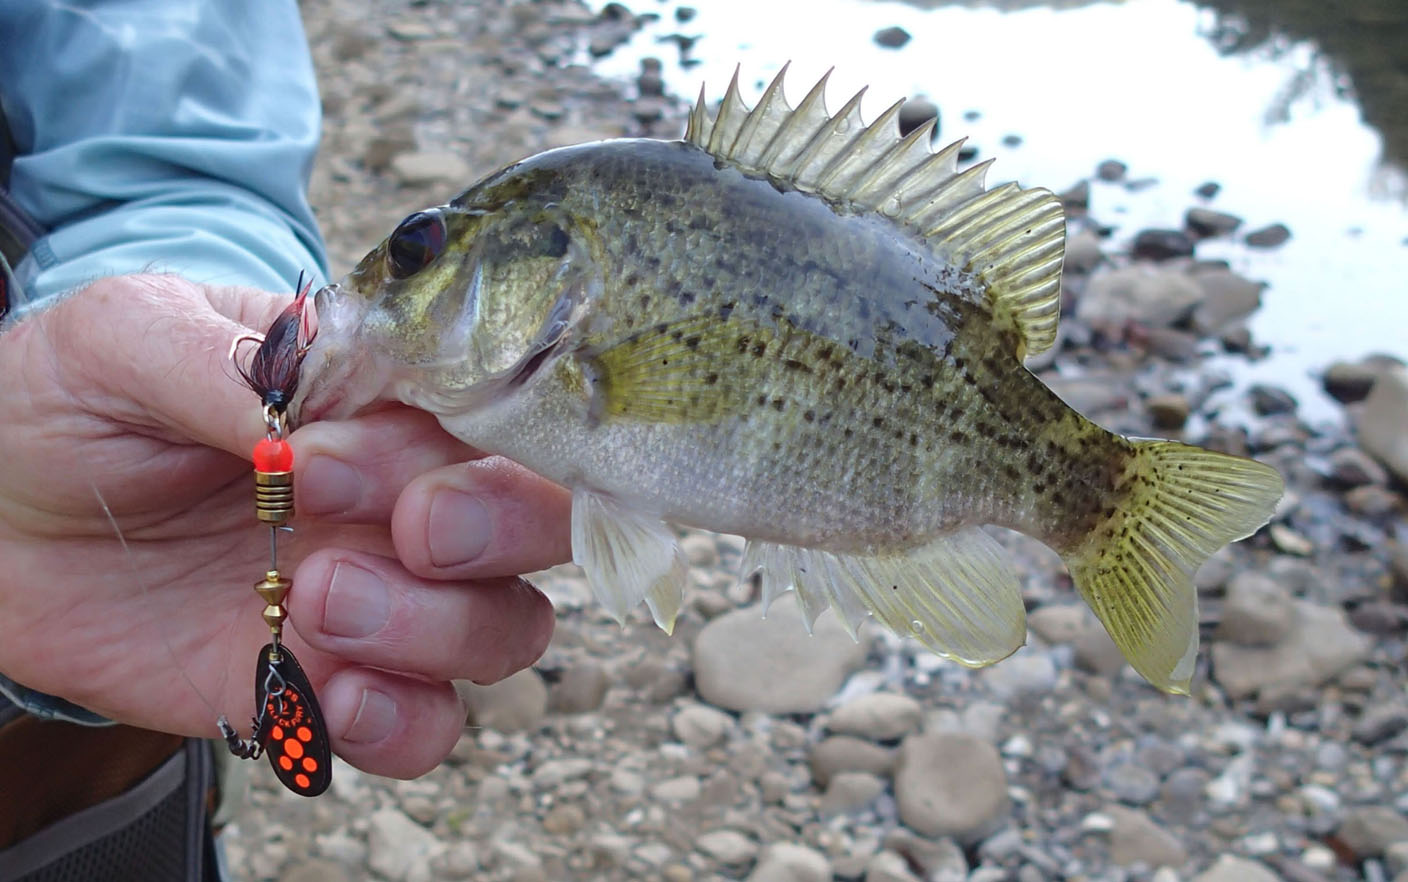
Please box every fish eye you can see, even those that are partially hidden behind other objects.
[386,210,447,280]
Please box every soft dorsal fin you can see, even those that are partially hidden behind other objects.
[685,66,1066,358]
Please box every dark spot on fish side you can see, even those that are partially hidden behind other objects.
[705,372,719,385]
[771,398,785,412]
[803,410,815,422]
[718,302,735,319]
[684,335,702,350]
[737,336,751,353]
[783,359,809,372]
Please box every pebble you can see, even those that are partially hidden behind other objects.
[1132,228,1196,261]
[1147,393,1192,430]
[1073,623,1127,677]
[696,829,757,867]
[820,771,887,815]
[389,150,472,187]
[652,775,702,803]
[280,860,351,882]
[1323,360,1382,403]
[898,97,939,138]
[1195,180,1222,197]
[864,851,923,882]
[1329,447,1390,486]
[809,735,895,788]
[1096,159,1128,181]
[746,843,832,882]
[1190,266,1263,333]
[1339,807,1408,857]
[1343,484,1401,518]
[1065,228,1106,274]
[826,692,923,741]
[692,596,867,713]
[1104,761,1161,806]
[1077,265,1204,329]
[1245,223,1292,247]
[1028,604,1088,644]
[980,649,1058,699]
[1192,855,1282,882]
[1250,384,1298,416]
[367,808,444,882]
[894,733,1009,844]
[1185,206,1243,237]
[459,668,548,732]
[1104,805,1189,868]
[1212,601,1372,698]
[671,702,735,749]
[873,25,911,48]
[1215,571,1295,646]
[547,661,609,714]
[1358,366,1408,483]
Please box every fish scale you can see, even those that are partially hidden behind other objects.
[295,67,1283,691]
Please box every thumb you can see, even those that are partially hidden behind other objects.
[40,273,294,458]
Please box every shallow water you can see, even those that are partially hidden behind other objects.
[589,0,1408,424]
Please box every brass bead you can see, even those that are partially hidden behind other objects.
[262,603,288,632]
[255,470,294,525]
[254,572,291,607]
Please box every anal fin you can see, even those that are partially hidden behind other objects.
[741,529,1027,666]
[572,488,688,632]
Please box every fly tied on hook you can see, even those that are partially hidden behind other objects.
[220,272,331,797]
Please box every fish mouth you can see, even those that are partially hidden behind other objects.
[288,283,387,427]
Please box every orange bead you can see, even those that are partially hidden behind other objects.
[253,438,294,473]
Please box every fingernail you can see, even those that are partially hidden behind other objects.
[325,562,390,638]
[343,688,397,743]
[301,456,360,515]
[428,491,491,567]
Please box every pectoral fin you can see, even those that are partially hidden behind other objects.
[571,488,688,632]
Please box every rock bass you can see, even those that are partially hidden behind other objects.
[293,68,1284,693]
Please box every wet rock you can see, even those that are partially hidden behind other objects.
[1357,366,1408,483]
[883,831,967,881]
[1211,601,1373,698]
[1073,623,1126,677]
[1269,524,1314,557]
[1144,327,1200,361]
[1104,762,1161,806]
[981,649,1057,699]
[1064,228,1105,274]
[368,807,444,881]
[1346,484,1402,518]
[1160,767,1212,823]
[809,735,894,788]
[1349,600,1405,634]
[1185,207,1243,238]
[1195,180,1222,198]
[547,661,609,714]
[696,829,757,868]
[1339,807,1408,858]
[459,668,548,732]
[1193,855,1282,882]
[1329,447,1390,486]
[1352,703,1408,745]
[671,702,734,749]
[1132,228,1196,261]
[1096,159,1127,181]
[820,771,887,815]
[873,25,911,48]
[692,596,867,713]
[1060,180,1091,212]
[1077,265,1204,328]
[1028,604,1088,644]
[747,843,832,882]
[1214,571,1295,646]
[864,851,923,882]
[898,97,939,138]
[1250,384,1298,416]
[637,57,665,96]
[1104,805,1188,868]
[826,692,923,741]
[894,733,1009,843]
[1147,393,1191,430]
[652,774,702,802]
[1190,266,1264,333]
[1324,361,1381,403]
[390,150,471,187]
[1245,223,1292,248]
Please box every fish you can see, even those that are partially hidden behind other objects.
[292,67,1284,693]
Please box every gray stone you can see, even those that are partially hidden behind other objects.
[1074,623,1127,677]
[1028,604,1089,644]
[547,661,609,714]
[1324,361,1382,403]
[671,702,735,750]
[894,733,1009,844]
[1211,601,1373,698]
[390,150,471,187]
[1251,384,1298,416]
[809,735,895,788]
[980,648,1058,698]
[1344,485,1402,519]
[1104,762,1161,806]
[873,25,911,48]
[1045,375,1131,415]
[826,692,923,741]
[1245,223,1292,248]
[280,860,351,882]
[696,829,757,867]
[1185,207,1243,237]
[1215,571,1295,646]
[1330,447,1390,486]
[1105,805,1188,868]
[747,843,832,882]
[1386,841,1408,876]
[1340,807,1408,858]
[1147,393,1192,430]
[1061,180,1091,211]
[820,771,887,815]
[1132,228,1196,261]
[368,808,444,881]
[1160,767,1211,823]
[1077,265,1204,329]
[1359,367,1408,483]
[1065,229,1106,274]
[1096,159,1128,181]
[693,596,867,713]
[1191,267,1263,333]
[882,830,968,881]
[652,774,702,802]
[864,851,922,882]
[1193,855,1282,882]
[459,668,548,732]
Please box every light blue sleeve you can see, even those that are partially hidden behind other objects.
[0,0,329,307]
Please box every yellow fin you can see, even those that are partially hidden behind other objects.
[1064,441,1284,693]
[571,487,687,632]
[741,529,1027,666]
[685,66,1065,358]
[585,316,764,423]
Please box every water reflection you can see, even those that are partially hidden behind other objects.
[1197,0,1408,178]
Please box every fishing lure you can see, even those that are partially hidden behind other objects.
[219,275,331,797]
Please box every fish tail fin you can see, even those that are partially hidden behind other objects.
[1063,440,1283,693]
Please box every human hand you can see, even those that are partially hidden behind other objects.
[0,273,570,778]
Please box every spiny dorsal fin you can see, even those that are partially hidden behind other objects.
[685,65,1066,358]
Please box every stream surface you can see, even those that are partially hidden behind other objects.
[588,0,1408,425]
